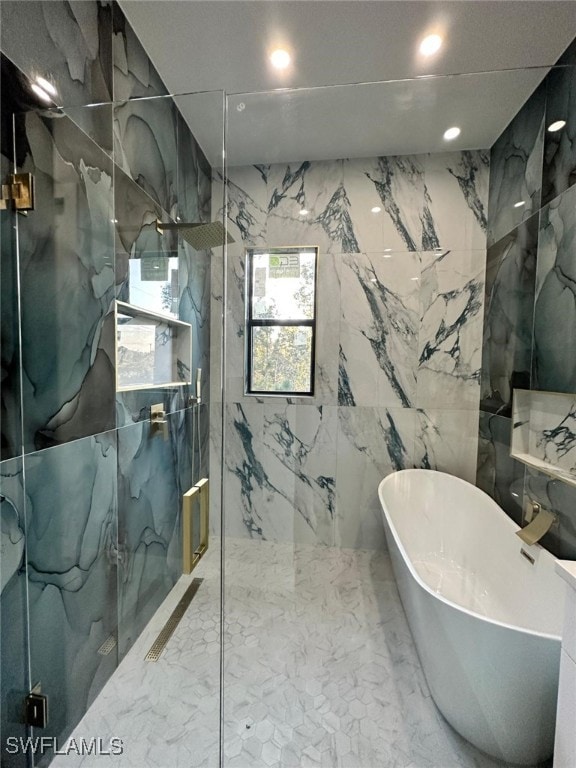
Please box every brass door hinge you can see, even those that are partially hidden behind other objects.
[0,173,35,211]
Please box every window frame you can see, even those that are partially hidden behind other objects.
[245,246,319,397]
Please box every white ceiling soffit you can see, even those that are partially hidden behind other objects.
[120,1,576,166]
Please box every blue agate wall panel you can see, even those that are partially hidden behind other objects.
[0,0,215,758]
[0,458,29,768]
[479,38,576,558]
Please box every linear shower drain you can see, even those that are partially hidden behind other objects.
[144,578,203,662]
[97,634,117,656]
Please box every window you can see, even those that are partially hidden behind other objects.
[246,247,318,395]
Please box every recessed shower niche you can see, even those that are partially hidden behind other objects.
[115,300,192,391]
[511,389,576,487]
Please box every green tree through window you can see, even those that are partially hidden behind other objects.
[246,247,317,395]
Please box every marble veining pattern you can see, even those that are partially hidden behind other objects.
[117,405,194,659]
[417,250,485,410]
[24,432,118,752]
[339,251,420,408]
[225,403,337,544]
[487,83,545,247]
[476,411,525,525]
[423,151,489,251]
[542,40,576,207]
[533,182,576,392]
[216,151,488,548]
[335,407,415,549]
[112,6,167,102]
[480,216,537,414]
[52,539,502,768]
[0,0,113,108]
[525,393,576,477]
[17,110,116,452]
[0,457,29,767]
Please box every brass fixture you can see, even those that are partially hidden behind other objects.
[516,502,557,546]
[183,478,209,574]
[150,403,168,439]
[0,173,35,211]
[155,219,235,250]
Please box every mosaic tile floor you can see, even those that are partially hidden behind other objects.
[53,540,504,768]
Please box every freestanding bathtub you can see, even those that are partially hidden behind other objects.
[378,469,563,766]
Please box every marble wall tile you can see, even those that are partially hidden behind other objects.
[487,83,545,247]
[417,250,485,411]
[0,1,113,108]
[24,432,118,749]
[541,42,576,207]
[524,466,576,559]
[415,409,479,484]
[423,151,489,251]
[114,96,178,215]
[480,216,537,414]
[0,189,21,461]
[115,387,188,428]
[209,253,223,406]
[345,156,425,252]
[313,251,340,406]
[17,111,115,452]
[476,412,524,525]
[179,241,211,401]
[335,406,416,549]
[267,160,349,253]
[114,161,168,303]
[209,400,223,538]
[533,182,576,392]
[117,413,183,659]
[224,402,337,544]
[527,391,576,476]
[112,4,167,102]
[216,166,268,246]
[0,457,29,768]
[339,251,420,408]
[176,109,212,226]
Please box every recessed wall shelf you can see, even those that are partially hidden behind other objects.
[511,389,576,488]
[115,300,192,392]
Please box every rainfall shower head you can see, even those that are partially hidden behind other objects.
[156,219,235,250]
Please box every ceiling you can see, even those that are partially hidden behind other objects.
[119,1,576,166]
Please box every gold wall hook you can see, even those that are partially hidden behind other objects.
[0,173,35,211]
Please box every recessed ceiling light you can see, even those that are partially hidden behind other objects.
[31,83,52,103]
[419,34,443,57]
[513,200,526,208]
[299,208,309,216]
[270,49,291,70]
[35,76,57,97]
[548,120,566,132]
[443,126,461,141]
[371,206,381,213]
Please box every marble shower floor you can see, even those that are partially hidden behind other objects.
[52,540,504,768]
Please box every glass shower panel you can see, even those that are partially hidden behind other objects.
[1,87,224,767]
[14,102,118,765]
[221,67,555,768]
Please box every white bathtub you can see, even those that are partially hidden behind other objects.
[378,469,563,766]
